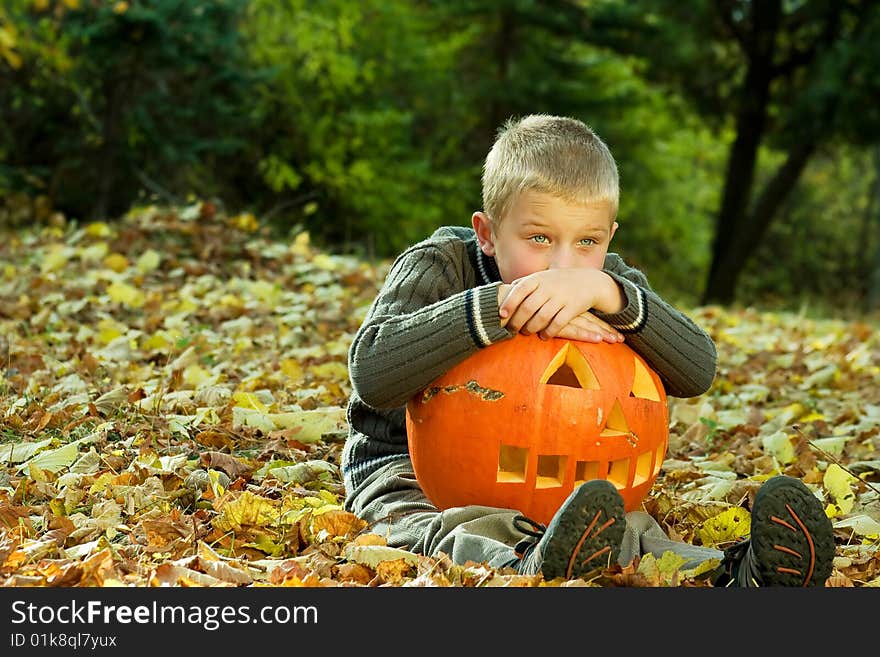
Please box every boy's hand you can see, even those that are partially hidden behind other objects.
[498,268,625,340]
[551,312,623,343]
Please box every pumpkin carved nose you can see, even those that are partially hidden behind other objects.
[406,335,669,524]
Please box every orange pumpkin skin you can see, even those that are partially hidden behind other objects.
[405,334,669,525]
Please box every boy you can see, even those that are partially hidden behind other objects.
[341,114,834,586]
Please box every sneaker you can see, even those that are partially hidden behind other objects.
[714,475,835,587]
[514,479,625,580]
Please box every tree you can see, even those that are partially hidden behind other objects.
[243,0,491,256]
[575,0,880,304]
[0,0,259,222]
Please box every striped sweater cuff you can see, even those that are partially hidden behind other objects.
[465,284,509,348]
[597,275,647,334]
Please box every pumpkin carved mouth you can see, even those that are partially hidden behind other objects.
[406,335,670,523]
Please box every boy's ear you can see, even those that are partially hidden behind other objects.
[472,211,496,256]
[609,221,619,243]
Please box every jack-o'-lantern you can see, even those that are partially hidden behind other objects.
[406,334,669,525]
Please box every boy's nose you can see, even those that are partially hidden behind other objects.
[550,249,576,269]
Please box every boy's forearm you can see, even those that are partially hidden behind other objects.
[496,271,624,316]
[594,271,625,314]
[350,241,513,409]
[595,273,717,397]
[351,283,508,408]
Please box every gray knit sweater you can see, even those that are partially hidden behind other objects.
[341,225,717,498]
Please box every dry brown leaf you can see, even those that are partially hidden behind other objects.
[375,558,415,585]
[310,509,366,539]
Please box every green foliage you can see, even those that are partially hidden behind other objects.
[576,0,880,304]
[740,145,879,312]
[1,0,879,310]
[243,0,478,256]
[0,0,260,221]
[584,57,725,298]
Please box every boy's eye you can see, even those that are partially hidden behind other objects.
[530,234,549,244]
[580,238,596,246]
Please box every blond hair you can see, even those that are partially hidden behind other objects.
[481,114,619,223]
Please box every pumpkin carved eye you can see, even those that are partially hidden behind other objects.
[539,342,600,389]
[406,334,670,524]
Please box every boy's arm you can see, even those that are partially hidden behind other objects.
[592,254,717,398]
[349,241,511,410]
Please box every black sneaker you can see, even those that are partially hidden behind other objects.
[714,475,835,587]
[515,479,625,580]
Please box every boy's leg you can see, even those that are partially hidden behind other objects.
[346,458,526,568]
[347,458,627,576]
[621,511,724,570]
[620,477,834,586]
[516,479,626,579]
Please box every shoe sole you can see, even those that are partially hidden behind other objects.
[749,476,835,586]
[540,480,625,580]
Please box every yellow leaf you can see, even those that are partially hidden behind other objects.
[96,318,126,345]
[280,358,304,382]
[19,442,78,474]
[0,438,53,464]
[207,469,228,497]
[268,408,346,442]
[212,491,279,532]
[107,281,145,308]
[136,248,161,273]
[85,221,111,237]
[825,502,842,518]
[28,462,49,482]
[309,361,349,380]
[183,364,212,387]
[833,514,880,538]
[246,532,285,557]
[267,460,337,484]
[312,254,337,270]
[249,279,280,305]
[89,473,115,494]
[654,551,688,580]
[824,464,858,515]
[697,506,751,546]
[290,232,310,256]
[79,242,108,262]
[761,430,795,465]
[142,332,173,351]
[232,407,276,433]
[232,392,268,412]
[169,297,199,314]
[344,545,419,569]
[41,244,69,273]
[811,435,849,456]
[230,212,259,232]
[103,252,129,273]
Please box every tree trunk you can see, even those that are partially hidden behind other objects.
[93,77,126,222]
[490,7,514,135]
[867,146,880,311]
[703,139,817,304]
[701,0,782,305]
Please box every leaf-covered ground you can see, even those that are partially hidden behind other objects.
[1,203,878,588]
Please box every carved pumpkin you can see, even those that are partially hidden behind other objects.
[405,334,669,524]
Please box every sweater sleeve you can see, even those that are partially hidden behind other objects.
[593,254,718,398]
[348,240,512,409]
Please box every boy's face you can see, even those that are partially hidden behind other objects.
[472,189,618,283]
